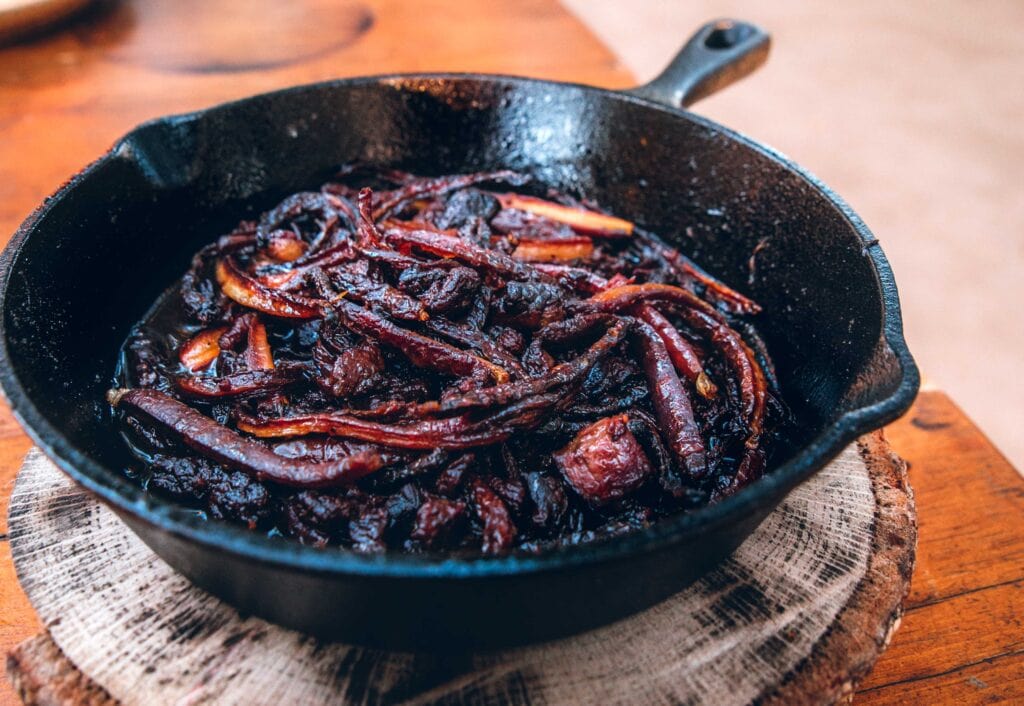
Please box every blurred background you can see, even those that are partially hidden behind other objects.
[1,0,1021,470]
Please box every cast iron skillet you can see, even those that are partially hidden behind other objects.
[0,20,918,649]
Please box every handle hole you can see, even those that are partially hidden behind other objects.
[704,21,752,50]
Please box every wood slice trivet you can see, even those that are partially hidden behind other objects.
[5,432,915,705]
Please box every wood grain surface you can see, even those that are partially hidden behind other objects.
[4,434,912,705]
[0,0,1022,703]
[855,391,1024,701]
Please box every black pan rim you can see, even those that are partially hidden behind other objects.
[0,72,919,579]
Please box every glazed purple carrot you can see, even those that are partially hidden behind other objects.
[384,223,539,282]
[633,321,707,478]
[332,299,508,383]
[637,305,717,399]
[175,364,306,399]
[108,388,385,488]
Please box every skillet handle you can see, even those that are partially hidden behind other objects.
[627,19,770,109]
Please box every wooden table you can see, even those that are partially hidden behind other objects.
[1,1,1021,703]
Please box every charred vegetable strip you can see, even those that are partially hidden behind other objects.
[237,391,565,449]
[633,322,707,478]
[356,188,385,247]
[641,234,761,315]
[530,263,609,294]
[357,247,453,272]
[109,389,384,488]
[423,318,527,378]
[179,326,227,372]
[636,306,717,399]
[589,283,767,440]
[587,282,714,315]
[438,316,629,412]
[676,306,767,444]
[496,193,634,237]
[176,365,306,399]
[511,237,594,262]
[219,313,257,350]
[216,258,321,319]
[333,299,508,383]
[373,170,529,219]
[264,230,306,262]
[256,247,357,290]
[385,225,538,282]
[238,412,509,449]
[245,319,275,370]
[470,478,516,554]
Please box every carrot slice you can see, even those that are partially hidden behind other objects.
[246,319,275,370]
[179,326,228,372]
[497,193,633,237]
[511,237,594,262]
[215,258,321,319]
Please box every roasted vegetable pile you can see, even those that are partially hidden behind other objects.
[112,167,787,555]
